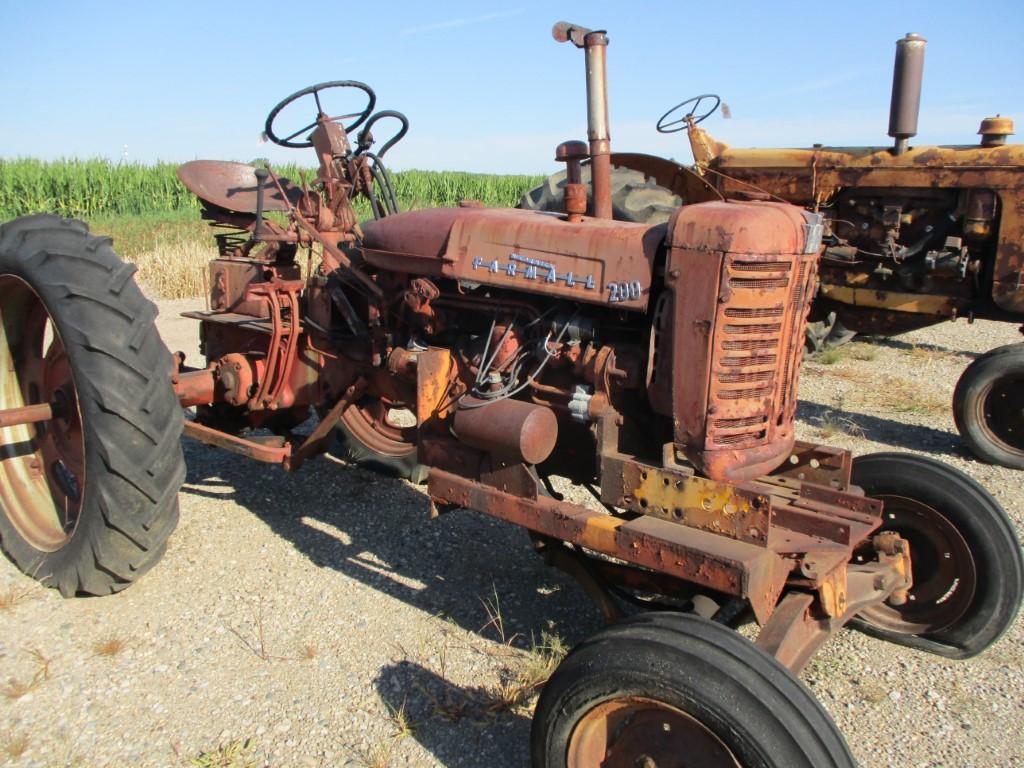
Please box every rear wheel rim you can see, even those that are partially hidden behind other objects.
[858,494,975,635]
[974,372,1024,457]
[0,276,85,551]
[567,696,741,768]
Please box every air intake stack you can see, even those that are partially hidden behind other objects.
[888,33,927,155]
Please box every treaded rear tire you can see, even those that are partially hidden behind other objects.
[531,611,855,768]
[0,215,185,596]
[520,166,681,224]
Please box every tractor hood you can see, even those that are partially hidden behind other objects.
[361,207,666,311]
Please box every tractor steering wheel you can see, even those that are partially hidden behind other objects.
[264,80,377,149]
[656,94,721,133]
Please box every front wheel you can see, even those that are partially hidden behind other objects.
[953,343,1024,469]
[532,612,855,768]
[0,215,185,596]
[849,452,1023,658]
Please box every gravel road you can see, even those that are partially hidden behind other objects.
[1,299,1021,768]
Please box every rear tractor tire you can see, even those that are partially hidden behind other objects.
[532,612,856,768]
[849,452,1023,658]
[520,166,681,224]
[0,215,185,596]
[953,343,1024,469]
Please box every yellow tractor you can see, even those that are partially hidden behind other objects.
[524,33,1024,469]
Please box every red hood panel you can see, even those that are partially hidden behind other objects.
[361,207,665,310]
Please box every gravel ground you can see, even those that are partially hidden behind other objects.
[1,299,1021,768]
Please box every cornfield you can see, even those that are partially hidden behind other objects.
[0,158,544,220]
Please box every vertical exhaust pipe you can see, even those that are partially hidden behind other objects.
[553,22,613,219]
[888,33,927,155]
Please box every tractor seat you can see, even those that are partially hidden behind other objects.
[177,160,303,214]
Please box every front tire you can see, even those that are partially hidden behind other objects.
[849,452,1023,658]
[532,612,855,768]
[953,343,1024,469]
[0,215,185,596]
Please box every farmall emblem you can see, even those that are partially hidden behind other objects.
[471,252,596,291]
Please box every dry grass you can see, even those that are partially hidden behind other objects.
[812,410,865,440]
[348,700,416,768]
[485,631,568,715]
[189,738,256,768]
[2,648,52,701]
[819,366,872,385]
[299,642,318,661]
[1,731,30,761]
[811,347,846,365]
[93,634,130,658]
[0,583,36,612]
[479,584,517,646]
[858,378,946,415]
[134,236,218,300]
[847,342,879,361]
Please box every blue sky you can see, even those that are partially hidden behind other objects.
[1,1,1022,174]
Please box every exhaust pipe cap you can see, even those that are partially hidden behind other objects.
[978,115,1015,146]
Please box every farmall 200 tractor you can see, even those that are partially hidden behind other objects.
[0,21,1021,768]
[528,33,1024,470]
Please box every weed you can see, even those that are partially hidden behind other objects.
[847,342,879,361]
[2,647,52,700]
[813,348,845,365]
[1,731,29,761]
[0,582,36,612]
[228,599,274,662]
[347,703,416,768]
[862,379,945,415]
[486,630,568,715]
[385,698,416,741]
[228,599,318,662]
[348,741,396,768]
[822,367,872,384]
[190,738,256,768]
[93,635,129,658]
[857,683,889,704]
[479,584,519,647]
[812,410,865,440]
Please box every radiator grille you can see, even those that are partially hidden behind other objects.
[704,251,815,450]
[724,307,784,319]
[729,277,790,290]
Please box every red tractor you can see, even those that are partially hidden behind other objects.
[0,21,1020,768]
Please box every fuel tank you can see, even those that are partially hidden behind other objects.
[361,207,666,311]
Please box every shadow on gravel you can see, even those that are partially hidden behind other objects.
[181,440,603,651]
[796,400,974,458]
[376,660,531,766]
[865,336,980,360]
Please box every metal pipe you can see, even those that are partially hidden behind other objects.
[583,31,612,219]
[0,402,53,428]
[174,368,216,407]
[888,33,927,155]
[553,22,613,219]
